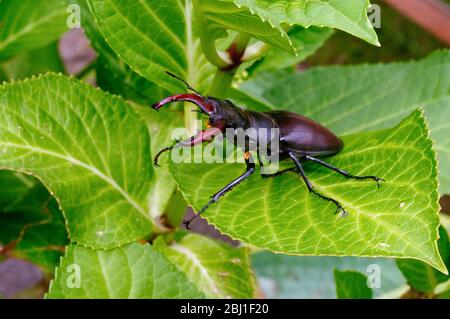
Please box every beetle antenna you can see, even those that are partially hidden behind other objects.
[166,71,202,95]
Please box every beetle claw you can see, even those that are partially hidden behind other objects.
[183,219,192,230]
[369,176,385,188]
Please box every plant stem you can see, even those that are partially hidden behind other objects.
[192,0,229,68]
[209,33,251,97]
[184,102,200,135]
[208,69,234,97]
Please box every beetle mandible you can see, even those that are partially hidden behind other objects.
[152,72,384,229]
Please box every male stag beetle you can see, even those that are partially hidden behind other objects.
[152,72,384,229]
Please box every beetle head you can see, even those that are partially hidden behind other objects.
[152,72,247,131]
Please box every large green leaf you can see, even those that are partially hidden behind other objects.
[252,252,405,298]
[46,243,204,298]
[334,269,373,299]
[0,74,154,248]
[154,233,255,298]
[0,171,68,270]
[87,0,216,92]
[240,50,450,193]
[232,0,379,46]
[0,0,68,61]
[171,110,445,272]
[397,226,450,293]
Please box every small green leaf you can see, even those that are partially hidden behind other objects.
[240,50,450,194]
[0,74,154,248]
[232,0,379,46]
[0,0,69,61]
[154,233,255,298]
[46,243,204,298]
[87,0,216,92]
[397,226,450,293]
[334,269,372,299]
[171,110,445,272]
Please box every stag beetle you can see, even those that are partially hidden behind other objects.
[152,72,384,229]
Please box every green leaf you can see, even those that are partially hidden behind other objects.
[334,269,373,299]
[0,74,154,248]
[0,0,69,61]
[46,243,204,298]
[240,50,450,194]
[87,0,216,92]
[248,26,334,74]
[232,0,379,46]
[154,233,255,298]
[0,42,65,80]
[397,226,450,293]
[0,172,68,270]
[67,0,164,105]
[423,97,450,195]
[252,252,405,298]
[194,0,295,55]
[171,110,446,272]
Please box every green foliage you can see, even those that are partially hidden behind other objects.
[252,252,405,298]
[249,26,334,74]
[87,0,216,92]
[0,0,448,299]
[0,171,68,270]
[233,0,379,46]
[397,226,450,294]
[334,269,373,299]
[0,0,68,61]
[0,42,65,80]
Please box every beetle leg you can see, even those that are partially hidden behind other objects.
[154,127,222,166]
[261,167,297,178]
[183,152,256,229]
[288,152,346,216]
[151,93,214,114]
[305,155,384,188]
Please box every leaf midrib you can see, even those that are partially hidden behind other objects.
[170,242,222,297]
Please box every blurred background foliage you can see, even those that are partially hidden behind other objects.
[0,0,449,299]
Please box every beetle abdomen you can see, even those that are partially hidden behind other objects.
[265,111,343,156]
